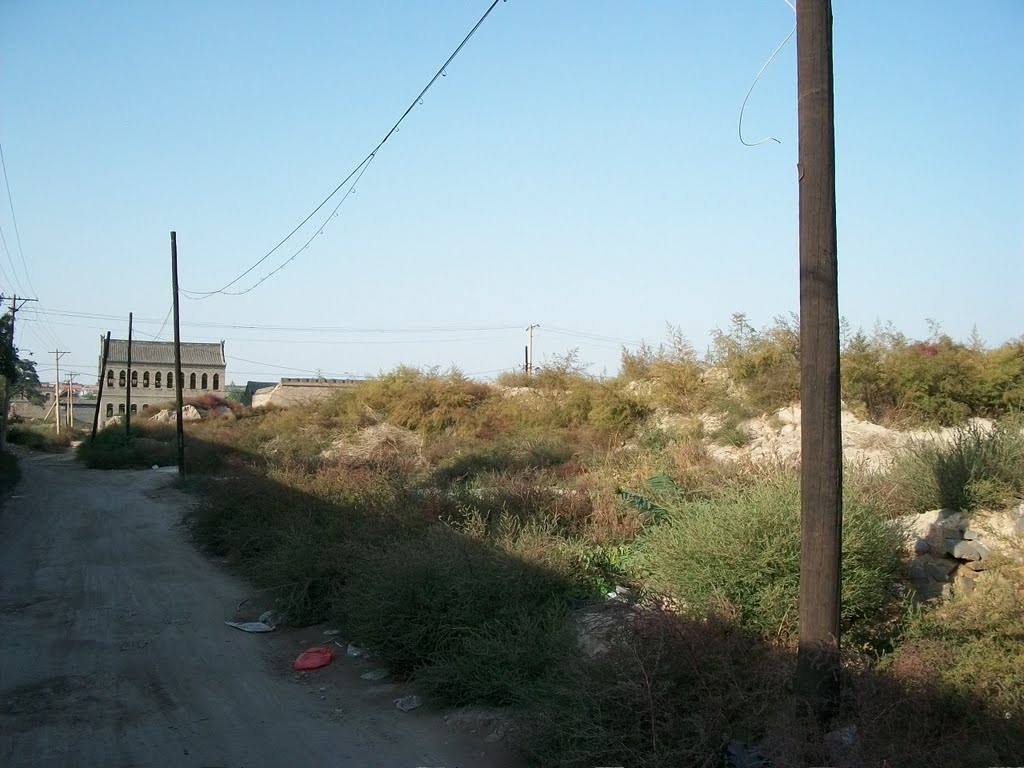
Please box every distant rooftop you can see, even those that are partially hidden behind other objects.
[105,339,225,367]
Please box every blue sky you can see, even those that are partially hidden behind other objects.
[2,1,1021,385]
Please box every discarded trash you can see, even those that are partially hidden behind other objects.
[294,646,334,671]
[225,620,276,633]
[323,629,341,636]
[360,668,389,681]
[259,610,282,626]
[346,641,367,658]
[225,609,281,633]
[152,465,159,470]
[394,694,423,712]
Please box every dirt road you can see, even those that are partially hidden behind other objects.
[0,453,525,768]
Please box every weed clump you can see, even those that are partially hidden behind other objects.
[633,470,904,642]
[889,420,1024,512]
[343,522,576,706]
[8,422,77,452]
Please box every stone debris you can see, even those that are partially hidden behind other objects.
[899,506,1023,600]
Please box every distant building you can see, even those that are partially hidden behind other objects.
[241,380,275,407]
[96,337,226,420]
[251,377,360,409]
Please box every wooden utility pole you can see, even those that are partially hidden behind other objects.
[125,312,133,436]
[526,324,539,376]
[795,0,842,722]
[50,349,67,435]
[171,232,185,478]
[66,375,75,427]
[1,294,38,451]
[92,331,111,440]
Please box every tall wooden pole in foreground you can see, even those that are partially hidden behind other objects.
[795,0,843,721]
[171,232,186,478]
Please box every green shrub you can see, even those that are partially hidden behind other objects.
[889,421,1024,512]
[8,423,75,452]
[711,415,750,447]
[430,438,573,484]
[356,366,494,434]
[342,522,575,706]
[633,471,903,640]
[75,423,203,470]
[709,313,801,413]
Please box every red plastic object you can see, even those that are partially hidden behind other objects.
[293,645,334,671]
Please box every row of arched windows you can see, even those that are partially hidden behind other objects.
[106,403,150,417]
[106,370,219,391]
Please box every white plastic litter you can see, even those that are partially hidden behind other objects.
[394,694,423,712]
[225,620,275,633]
[346,642,367,657]
[225,609,281,633]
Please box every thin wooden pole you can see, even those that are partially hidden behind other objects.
[126,312,133,436]
[795,0,842,722]
[54,349,61,436]
[171,232,185,478]
[92,332,111,440]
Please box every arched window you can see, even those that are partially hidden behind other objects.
[119,370,126,388]
[118,403,125,414]
[107,370,114,387]
[130,404,137,415]
[155,372,162,388]
[201,373,208,390]
[167,372,174,389]
[189,373,197,390]
[106,403,113,418]
[212,373,220,391]
[142,404,149,411]
[143,371,150,388]
[131,370,138,388]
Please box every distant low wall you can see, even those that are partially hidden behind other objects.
[252,379,361,409]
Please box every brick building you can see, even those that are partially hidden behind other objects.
[97,337,226,420]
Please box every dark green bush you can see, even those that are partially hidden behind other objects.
[633,471,904,641]
[342,523,575,706]
[8,424,75,452]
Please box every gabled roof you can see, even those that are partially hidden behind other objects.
[105,339,225,367]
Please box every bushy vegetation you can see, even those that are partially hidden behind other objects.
[633,471,904,642]
[8,421,78,453]
[71,316,1024,766]
[617,315,1023,426]
[888,419,1024,512]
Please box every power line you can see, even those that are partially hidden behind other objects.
[21,307,524,333]
[0,142,65,351]
[0,143,33,296]
[153,306,173,340]
[201,152,376,297]
[181,0,508,299]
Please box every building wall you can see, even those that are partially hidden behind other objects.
[97,364,226,420]
[251,378,360,409]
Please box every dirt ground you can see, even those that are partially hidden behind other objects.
[0,452,526,768]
